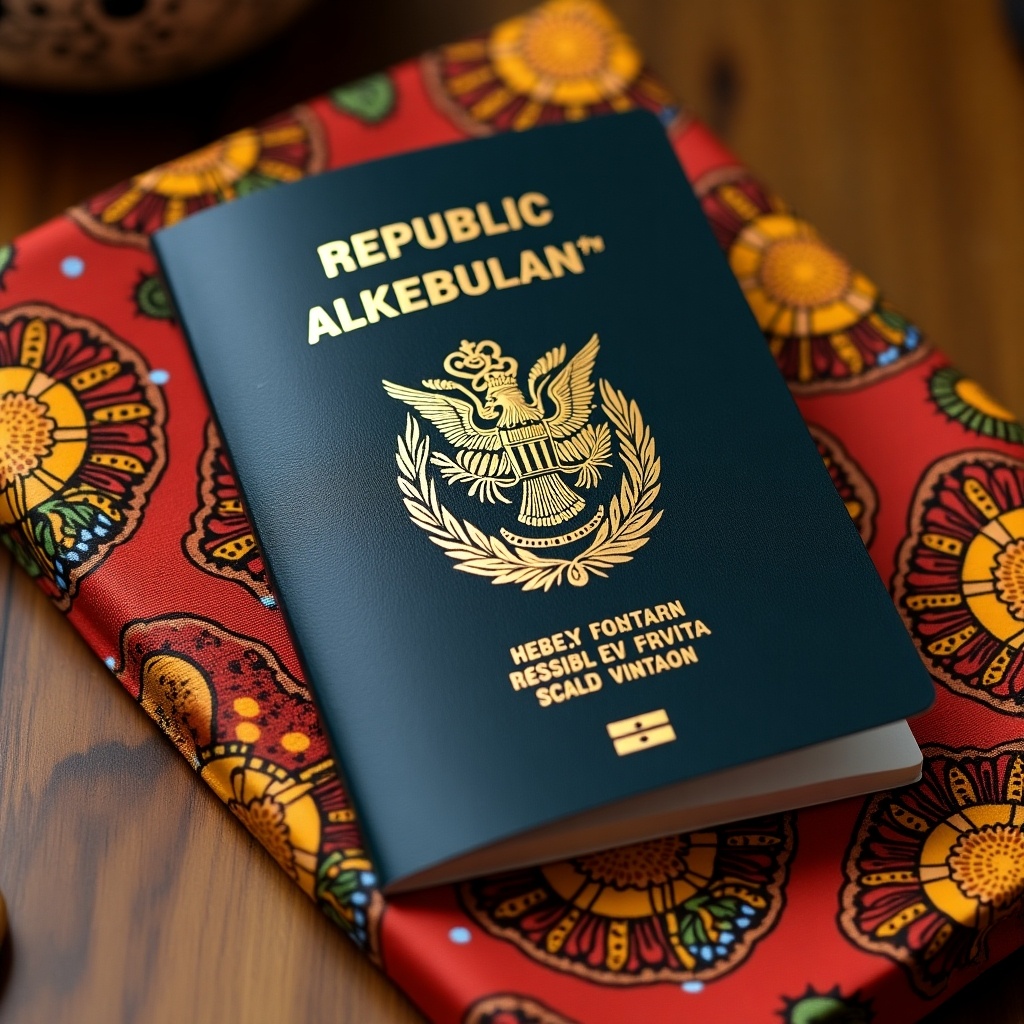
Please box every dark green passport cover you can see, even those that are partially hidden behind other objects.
[153,112,934,889]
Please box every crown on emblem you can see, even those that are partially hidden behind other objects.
[443,340,519,392]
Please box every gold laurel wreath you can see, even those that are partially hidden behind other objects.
[395,380,662,591]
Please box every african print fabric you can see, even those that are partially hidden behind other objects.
[4,1,1022,1020]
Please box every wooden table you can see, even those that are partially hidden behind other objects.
[2,1,1023,1020]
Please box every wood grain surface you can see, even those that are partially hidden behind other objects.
[1,1,1023,1021]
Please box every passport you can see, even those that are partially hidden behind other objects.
[153,111,934,892]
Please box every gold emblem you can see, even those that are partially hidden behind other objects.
[383,334,662,590]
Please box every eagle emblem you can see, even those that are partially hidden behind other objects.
[383,335,662,590]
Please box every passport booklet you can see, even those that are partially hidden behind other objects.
[153,111,933,893]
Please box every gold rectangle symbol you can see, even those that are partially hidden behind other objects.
[606,709,676,756]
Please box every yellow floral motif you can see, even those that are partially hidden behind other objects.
[947,823,1024,911]
[489,0,641,119]
[462,816,792,984]
[201,745,323,898]
[842,744,1024,995]
[118,616,384,959]
[71,108,325,246]
[0,306,165,605]
[956,490,1024,648]
[730,216,877,354]
[894,453,1024,709]
[697,168,925,391]
[425,0,673,134]
[544,834,718,920]
[0,366,88,526]
[920,806,1024,927]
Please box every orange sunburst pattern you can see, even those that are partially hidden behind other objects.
[69,106,326,247]
[0,303,165,606]
[842,743,1024,996]
[460,816,792,985]
[696,166,926,391]
[117,614,384,958]
[422,0,676,134]
[894,452,1024,713]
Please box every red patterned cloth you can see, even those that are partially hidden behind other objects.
[3,3,1023,1020]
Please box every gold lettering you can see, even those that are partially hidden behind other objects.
[360,284,400,323]
[519,249,553,285]
[445,207,482,243]
[544,241,584,277]
[316,240,356,278]
[350,229,386,268]
[392,276,429,313]
[411,213,448,249]
[332,297,368,333]
[502,195,524,230]
[454,261,492,297]
[477,200,510,236]
[423,270,460,306]
[379,221,414,260]
[599,641,626,663]
[307,305,340,345]
[487,255,520,290]
[519,191,553,227]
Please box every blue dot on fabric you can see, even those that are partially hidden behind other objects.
[448,926,472,945]
[681,981,704,994]
[61,255,85,278]
[104,656,116,670]
[149,369,170,385]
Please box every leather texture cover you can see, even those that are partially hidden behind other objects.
[153,112,933,889]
